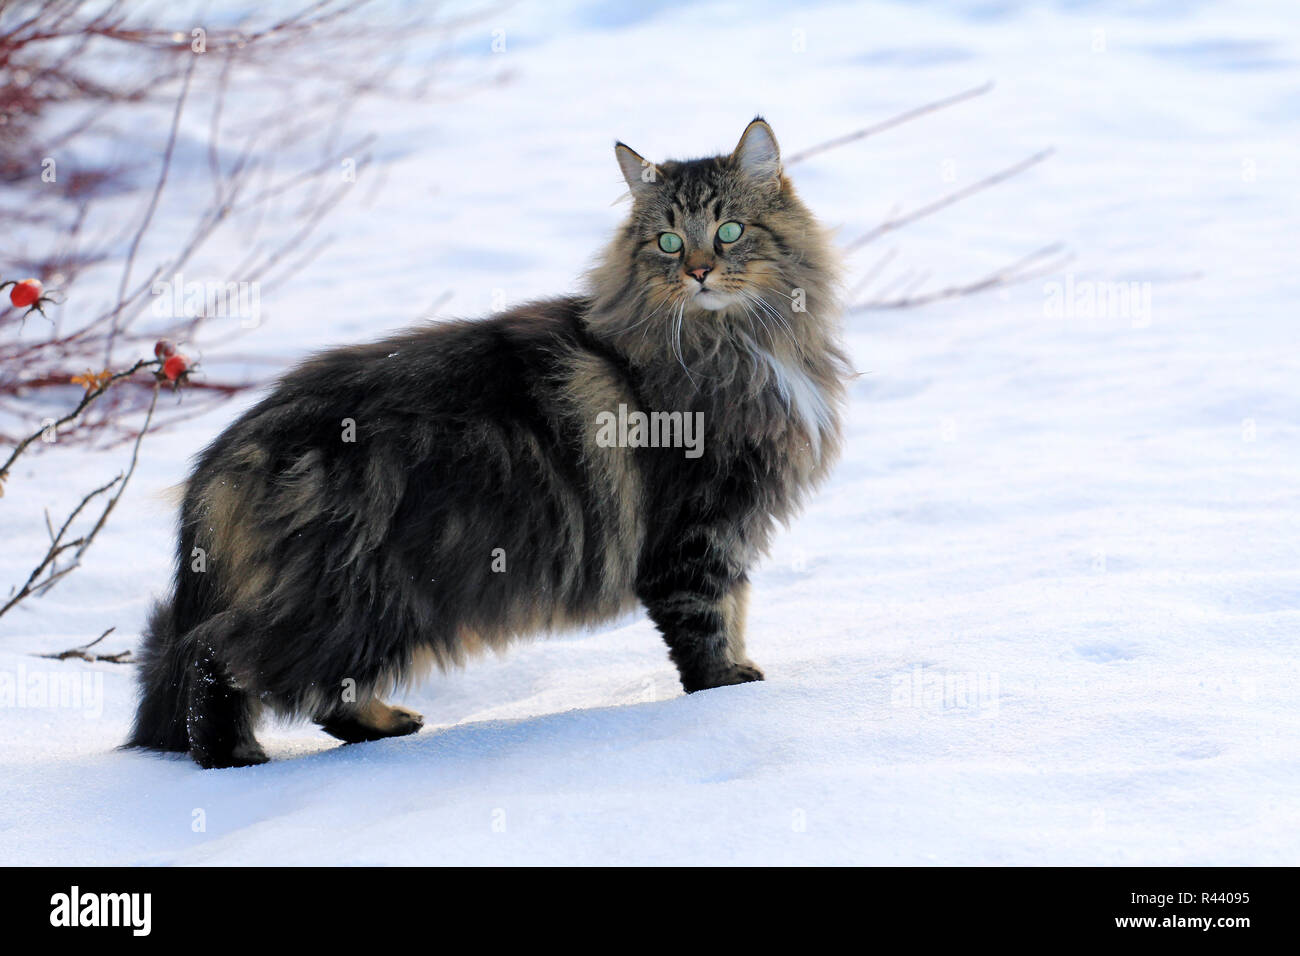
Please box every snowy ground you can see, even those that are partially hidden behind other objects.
[2,0,1298,865]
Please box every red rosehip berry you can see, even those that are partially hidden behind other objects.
[9,279,42,309]
[162,353,189,382]
[154,339,177,360]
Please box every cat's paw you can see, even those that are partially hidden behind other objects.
[681,661,765,693]
[385,705,425,737]
[319,701,424,743]
[191,740,269,769]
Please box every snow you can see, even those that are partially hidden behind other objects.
[2,0,1297,865]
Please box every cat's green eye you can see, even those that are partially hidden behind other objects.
[717,221,744,243]
[658,232,683,254]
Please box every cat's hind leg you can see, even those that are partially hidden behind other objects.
[317,698,424,744]
[187,641,268,769]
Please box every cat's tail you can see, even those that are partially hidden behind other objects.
[124,598,193,752]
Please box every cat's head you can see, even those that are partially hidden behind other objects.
[600,117,833,325]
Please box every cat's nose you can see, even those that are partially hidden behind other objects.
[688,266,712,284]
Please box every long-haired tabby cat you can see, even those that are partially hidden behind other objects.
[128,118,850,767]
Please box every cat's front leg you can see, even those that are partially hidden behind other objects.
[638,546,764,693]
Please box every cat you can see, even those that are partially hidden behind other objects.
[126,117,851,768]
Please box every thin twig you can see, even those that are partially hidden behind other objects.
[0,384,161,620]
[0,358,156,485]
[74,383,159,560]
[0,475,120,618]
[844,148,1056,252]
[103,55,197,363]
[786,81,994,165]
[37,626,133,663]
[850,243,1072,311]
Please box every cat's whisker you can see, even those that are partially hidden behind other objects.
[644,289,685,343]
[739,293,776,344]
[736,287,804,358]
[672,297,699,390]
[619,285,677,335]
[749,288,808,356]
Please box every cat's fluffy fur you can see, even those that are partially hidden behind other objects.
[127,118,851,768]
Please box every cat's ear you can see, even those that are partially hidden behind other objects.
[615,142,661,199]
[732,117,782,186]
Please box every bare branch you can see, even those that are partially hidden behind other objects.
[844,148,1056,252]
[850,243,1072,312]
[102,55,196,362]
[0,358,156,485]
[38,627,134,663]
[1,474,120,618]
[786,81,994,165]
[0,383,159,620]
